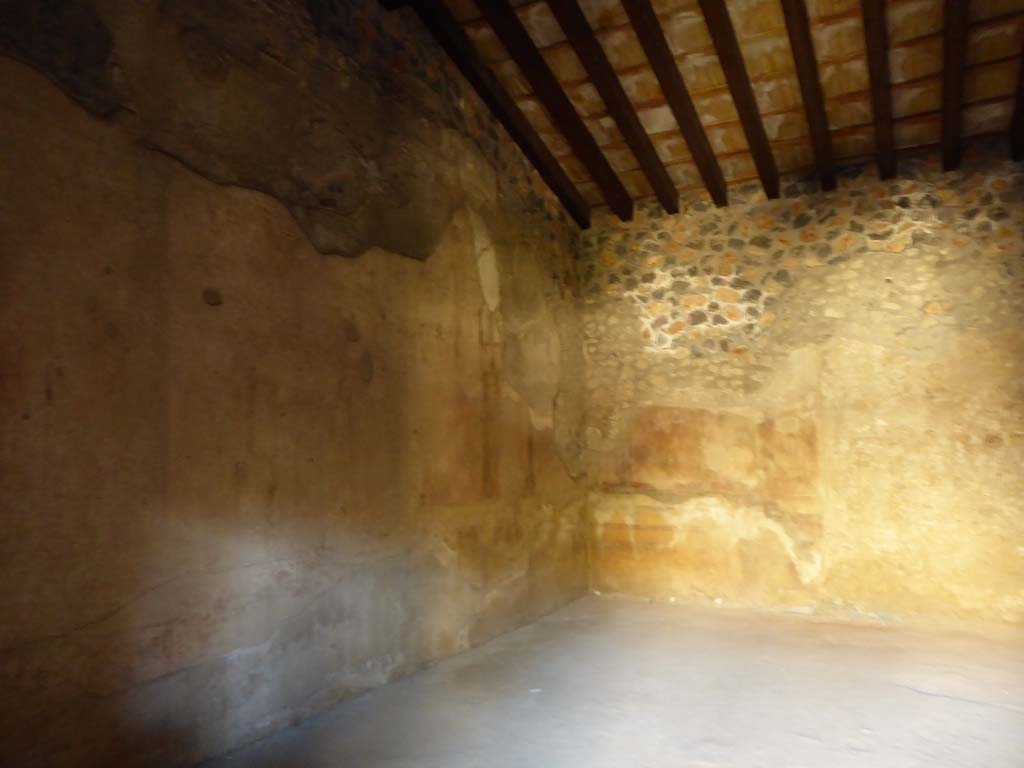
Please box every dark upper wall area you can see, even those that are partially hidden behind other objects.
[0,0,578,260]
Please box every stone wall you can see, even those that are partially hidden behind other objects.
[0,1,587,765]
[581,145,1024,624]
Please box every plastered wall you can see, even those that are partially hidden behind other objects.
[580,147,1024,624]
[0,2,588,765]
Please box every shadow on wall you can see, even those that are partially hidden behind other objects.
[0,59,587,767]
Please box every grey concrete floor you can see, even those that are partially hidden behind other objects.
[205,596,1024,768]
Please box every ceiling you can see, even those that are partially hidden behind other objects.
[386,0,1024,224]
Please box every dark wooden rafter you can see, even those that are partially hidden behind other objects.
[941,0,969,170]
[1013,57,1024,160]
[622,0,727,206]
[861,0,896,178]
[476,0,633,220]
[779,0,835,190]
[379,0,590,226]
[548,0,678,213]
[697,0,779,198]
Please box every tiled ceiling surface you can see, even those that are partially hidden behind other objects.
[444,0,1024,206]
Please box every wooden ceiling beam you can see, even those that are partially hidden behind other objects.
[549,0,678,213]
[941,0,969,170]
[622,0,727,206]
[1013,57,1024,160]
[698,0,779,198]
[476,0,632,220]
[861,0,896,178]
[380,0,590,227]
[779,0,835,190]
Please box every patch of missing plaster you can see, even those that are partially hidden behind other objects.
[470,210,501,312]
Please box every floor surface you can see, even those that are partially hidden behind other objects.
[205,596,1024,767]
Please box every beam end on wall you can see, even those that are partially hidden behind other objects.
[1011,58,1024,161]
[876,154,897,181]
[941,0,969,172]
[861,0,896,180]
[779,0,835,192]
[623,0,727,209]
[698,0,779,201]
